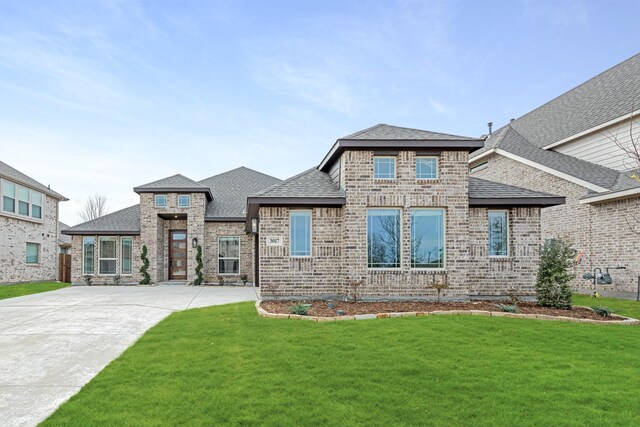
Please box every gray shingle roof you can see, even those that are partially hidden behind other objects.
[0,160,67,200]
[58,222,72,246]
[252,168,345,199]
[134,174,211,197]
[469,177,564,206]
[198,167,282,219]
[340,124,480,141]
[510,53,640,149]
[62,205,141,235]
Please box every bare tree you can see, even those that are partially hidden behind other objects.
[79,194,109,222]
[605,102,640,233]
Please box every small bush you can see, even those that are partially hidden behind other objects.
[240,274,249,285]
[535,238,576,309]
[495,303,519,313]
[592,306,611,317]
[113,274,121,286]
[289,304,310,316]
[83,275,92,286]
[217,276,225,286]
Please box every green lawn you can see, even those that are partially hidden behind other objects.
[0,281,68,300]
[573,293,640,319]
[43,300,640,427]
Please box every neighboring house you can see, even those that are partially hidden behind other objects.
[64,125,563,299]
[470,53,640,292]
[0,160,67,284]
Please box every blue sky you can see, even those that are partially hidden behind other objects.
[1,0,639,224]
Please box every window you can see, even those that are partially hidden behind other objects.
[416,157,438,180]
[218,236,240,274]
[290,210,311,257]
[18,186,30,216]
[411,209,445,269]
[83,236,95,275]
[121,237,133,275]
[31,191,42,219]
[367,208,401,268]
[2,180,15,213]
[26,243,40,264]
[178,195,190,207]
[374,157,396,179]
[155,195,167,208]
[489,210,509,256]
[99,237,117,274]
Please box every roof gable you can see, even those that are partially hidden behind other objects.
[134,174,212,199]
[340,124,480,141]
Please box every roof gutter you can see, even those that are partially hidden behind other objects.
[580,187,640,204]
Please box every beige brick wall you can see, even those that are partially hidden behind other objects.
[473,153,639,292]
[204,222,254,283]
[0,194,59,283]
[468,207,541,295]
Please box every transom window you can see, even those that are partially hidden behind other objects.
[83,236,95,275]
[26,243,40,264]
[1,179,43,219]
[178,195,191,207]
[489,210,509,257]
[99,237,117,275]
[218,236,240,274]
[373,156,396,179]
[290,210,312,257]
[155,195,167,208]
[121,237,133,275]
[411,209,445,269]
[367,208,401,268]
[416,157,439,180]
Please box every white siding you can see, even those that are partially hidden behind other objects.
[553,117,640,171]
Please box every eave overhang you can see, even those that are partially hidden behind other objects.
[245,196,346,231]
[469,197,566,208]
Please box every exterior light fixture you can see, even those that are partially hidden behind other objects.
[192,237,198,248]
[251,218,258,234]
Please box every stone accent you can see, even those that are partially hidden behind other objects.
[468,207,541,296]
[204,222,254,283]
[473,153,640,292]
[0,195,59,283]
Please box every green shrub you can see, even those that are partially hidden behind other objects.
[240,274,249,285]
[495,303,519,313]
[83,275,92,286]
[139,245,151,285]
[535,238,576,309]
[289,304,311,316]
[194,245,204,286]
[592,306,611,317]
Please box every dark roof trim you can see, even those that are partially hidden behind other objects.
[469,197,565,207]
[247,196,346,206]
[205,217,246,222]
[133,187,213,200]
[319,139,485,171]
[62,230,140,236]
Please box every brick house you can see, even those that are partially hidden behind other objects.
[64,125,563,300]
[0,160,68,283]
[470,53,640,292]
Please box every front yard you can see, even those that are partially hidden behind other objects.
[44,297,640,426]
[0,281,68,300]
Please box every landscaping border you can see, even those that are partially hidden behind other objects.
[255,301,640,325]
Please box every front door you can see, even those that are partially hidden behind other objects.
[169,230,187,280]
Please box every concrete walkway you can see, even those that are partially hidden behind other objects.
[0,285,257,427]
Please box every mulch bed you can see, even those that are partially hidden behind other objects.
[261,300,622,321]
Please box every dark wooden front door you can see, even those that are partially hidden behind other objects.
[169,230,187,280]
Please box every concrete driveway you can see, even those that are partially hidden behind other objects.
[0,285,257,427]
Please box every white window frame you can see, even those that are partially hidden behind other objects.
[120,237,133,276]
[416,156,439,180]
[178,194,191,208]
[373,156,396,180]
[488,210,510,257]
[410,208,446,270]
[82,236,95,275]
[218,236,240,275]
[289,210,312,258]
[0,178,44,222]
[25,242,40,264]
[98,236,118,275]
[155,194,167,208]
[367,207,402,270]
